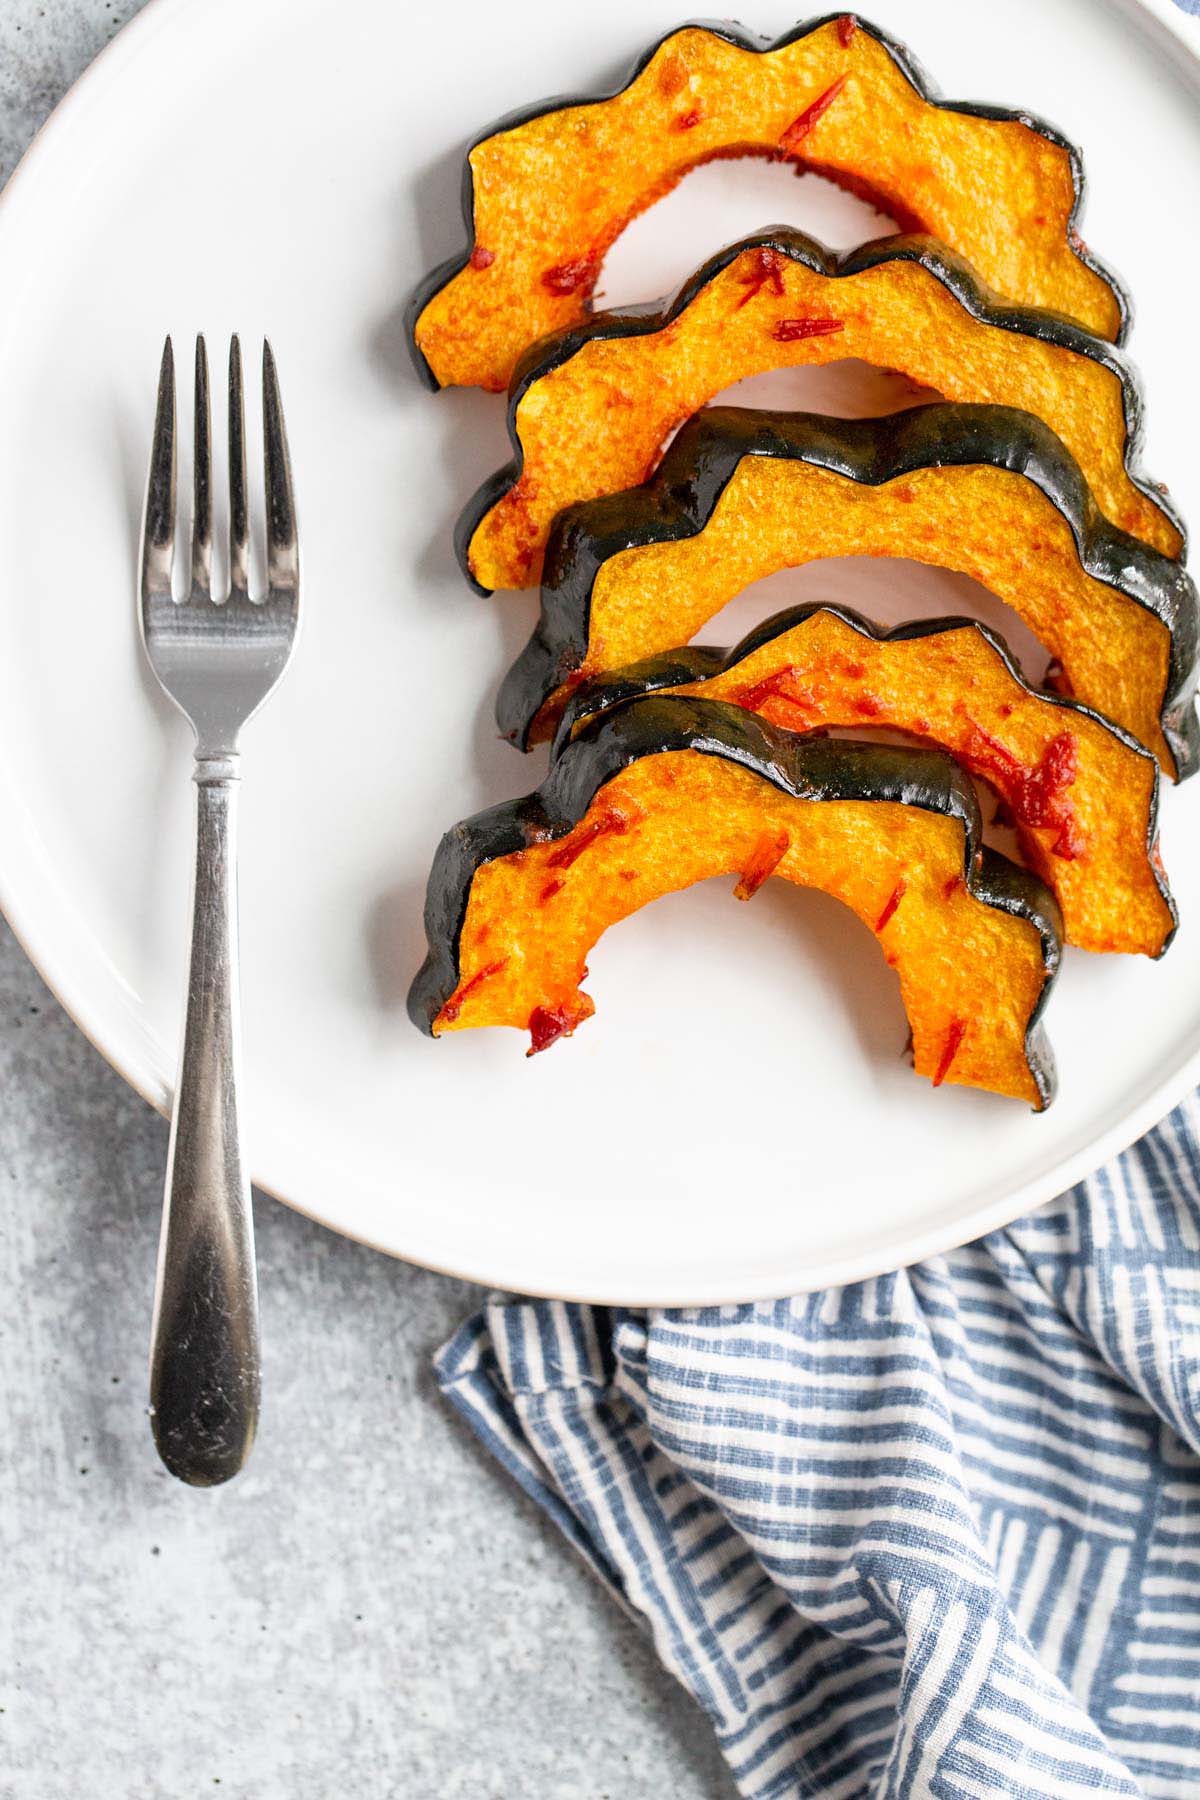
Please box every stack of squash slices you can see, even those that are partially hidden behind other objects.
[404,13,1199,1111]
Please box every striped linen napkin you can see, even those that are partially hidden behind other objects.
[436,1091,1200,1798]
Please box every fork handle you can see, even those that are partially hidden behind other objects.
[149,755,260,1485]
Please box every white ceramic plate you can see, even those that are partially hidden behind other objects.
[1,0,1198,1303]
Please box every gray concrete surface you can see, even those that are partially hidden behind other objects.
[0,6,736,1795]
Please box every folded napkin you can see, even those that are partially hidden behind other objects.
[436,1091,1200,1799]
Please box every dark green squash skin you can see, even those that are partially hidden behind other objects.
[408,695,1063,1108]
[549,600,1177,955]
[460,230,1183,597]
[405,12,1131,391]
[495,403,1199,777]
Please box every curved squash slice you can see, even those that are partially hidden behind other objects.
[499,405,1199,778]
[550,604,1174,958]
[410,15,1127,392]
[409,697,1062,1108]
[461,231,1183,592]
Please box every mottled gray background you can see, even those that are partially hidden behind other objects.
[0,5,735,1795]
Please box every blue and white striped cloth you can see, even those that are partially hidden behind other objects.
[436,1091,1200,1798]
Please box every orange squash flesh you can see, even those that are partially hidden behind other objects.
[552,458,1177,772]
[560,611,1172,957]
[414,17,1124,391]
[433,751,1052,1106]
[466,241,1180,591]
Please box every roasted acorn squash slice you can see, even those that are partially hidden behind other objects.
[410,15,1127,392]
[499,404,1199,778]
[410,698,1062,1108]
[462,232,1182,592]
[550,604,1174,958]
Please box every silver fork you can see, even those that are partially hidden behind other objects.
[139,335,299,1486]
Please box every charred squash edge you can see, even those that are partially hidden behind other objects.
[548,600,1177,956]
[405,12,1130,390]
[496,402,1198,776]
[408,694,1062,1107]
[460,231,1184,587]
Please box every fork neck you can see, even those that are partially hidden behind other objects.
[194,753,242,787]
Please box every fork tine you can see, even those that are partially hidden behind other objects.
[140,337,176,606]
[191,336,212,596]
[262,341,298,599]
[228,335,249,598]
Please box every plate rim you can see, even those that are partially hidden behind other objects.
[0,0,1197,1305]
